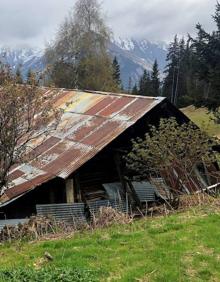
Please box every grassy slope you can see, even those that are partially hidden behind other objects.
[1,106,220,282]
[1,208,220,281]
[182,106,220,137]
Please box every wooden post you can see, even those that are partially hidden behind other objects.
[74,173,82,202]
[49,187,56,204]
[114,152,127,198]
[65,178,75,203]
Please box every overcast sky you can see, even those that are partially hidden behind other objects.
[0,0,217,48]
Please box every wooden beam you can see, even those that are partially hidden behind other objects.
[65,178,75,203]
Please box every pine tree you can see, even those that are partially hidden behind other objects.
[213,1,220,31]
[139,70,152,96]
[163,35,180,103]
[112,56,121,89]
[128,77,133,93]
[132,83,138,95]
[27,69,32,84]
[162,2,220,110]
[151,60,160,96]
[192,2,220,112]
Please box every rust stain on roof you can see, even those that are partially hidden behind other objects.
[82,120,123,147]
[67,116,106,142]
[98,96,133,117]
[1,88,165,205]
[85,96,117,115]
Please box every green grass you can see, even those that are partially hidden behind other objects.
[1,207,220,281]
[182,105,220,137]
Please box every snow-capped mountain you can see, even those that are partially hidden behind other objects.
[0,47,44,77]
[110,38,168,88]
[0,38,168,89]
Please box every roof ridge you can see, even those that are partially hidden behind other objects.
[39,86,165,101]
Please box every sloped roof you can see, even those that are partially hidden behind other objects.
[0,88,165,205]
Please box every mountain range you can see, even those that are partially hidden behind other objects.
[0,38,168,89]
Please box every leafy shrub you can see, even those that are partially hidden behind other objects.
[0,267,98,282]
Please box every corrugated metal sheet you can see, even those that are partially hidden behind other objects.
[1,88,165,205]
[36,203,87,225]
[132,181,156,202]
[0,219,28,230]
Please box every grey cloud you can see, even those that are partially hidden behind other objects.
[105,0,217,41]
[0,0,217,47]
[0,0,74,46]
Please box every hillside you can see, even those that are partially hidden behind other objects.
[0,38,167,89]
[0,205,220,281]
[182,106,220,137]
[109,38,167,88]
[0,47,44,77]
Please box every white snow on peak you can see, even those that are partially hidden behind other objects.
[114,37,135,51]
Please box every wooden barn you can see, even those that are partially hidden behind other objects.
[0,88,214,223]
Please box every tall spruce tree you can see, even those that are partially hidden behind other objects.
[112,56,121,89]
[132,83,138,95]
[163,36,191,106]
[162,2,220,111]
[138,70,152,96]
[151,60,160,96]
[128,77,133,93]
[192,2,220,112]
[163,35,180,104]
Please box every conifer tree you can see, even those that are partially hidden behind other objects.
[112,56,121,88]
[192,2,220,112]
[132,83,138,95]
[163,35,180,103]
[128,77,133,93]
[161,2,220,111]
[151,60,160,96]
[138,70,152,96]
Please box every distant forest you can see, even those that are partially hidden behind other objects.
[135,2,220,117]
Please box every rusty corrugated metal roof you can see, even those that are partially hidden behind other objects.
[1,88,165,205]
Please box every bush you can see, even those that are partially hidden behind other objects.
[126,118,218,203]
[177,95,195,108]
[0,216,72,242]
[0,267,98,282]
[92,206,133,228]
